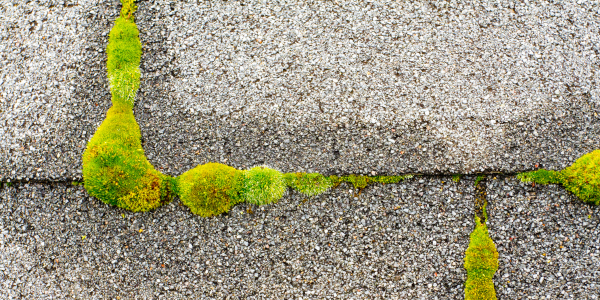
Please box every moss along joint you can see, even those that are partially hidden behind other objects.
[81,1,598,299]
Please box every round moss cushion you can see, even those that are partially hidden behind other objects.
[177,163,244,217]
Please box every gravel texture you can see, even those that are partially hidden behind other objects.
[0,0,118,181]
[0,177,474,299]
[487,176,600,299]
[136,0,600,176]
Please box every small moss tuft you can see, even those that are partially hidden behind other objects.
[369,175,413,185]
[517,150,600,205]
[464,215,499,300]
[452,174,462,183]
[284,172,333,197]
[474,175,485,186]
[339,174,412,190]
[561,150,600,205]
[341,174,369,189]
[517,169,562,185]
[177,163,244,217]
[244,166,286,205]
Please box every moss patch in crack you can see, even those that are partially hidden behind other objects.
[82,0,173,212]
[338,174,413,190]
[517,150,600,205]
[464,176,498,299]
[177,163,244,217]
[284,172,333,196]
[244,166,287,205]
[464,213,499,300]
[452,174,462,183]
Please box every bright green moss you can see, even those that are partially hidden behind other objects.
[82,0,173,212]
[341,174,369,189]
[82,105,173,212]
[177,163,244,217]
[106,16,141,108]
[284,172,333,197]
[244,166,286,205]
[464,215,499,300]
[517,169,562,185]
[561,150,600,205]
[517,150,600,205]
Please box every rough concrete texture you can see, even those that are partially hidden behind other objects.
[0,0,117,181]
[488,177,600,299]
[1,0,599,181]
[136,0,600,177]
[0,178,475,299]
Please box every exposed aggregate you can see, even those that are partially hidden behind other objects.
[0,178,474,299]
[0,0,118,181]
[136,0,600,177]
[487,176,600,299]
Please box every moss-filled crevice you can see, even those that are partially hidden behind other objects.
[84,0,596,219]
[82,0,173,212]
[518,150,600,205]
[464,177,498,300]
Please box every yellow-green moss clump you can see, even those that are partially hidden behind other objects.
[244,166,287,205]
[518,150,600,205]
[464,215,499,300]
[284,172,333,196]
[82,0,173,212]
[177,163,244,217]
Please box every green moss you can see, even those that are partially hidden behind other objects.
[284,172,333,197]
[517,150,600,205]
[340,174,369,189]
[244,166,286,205]
[83,106,173,212]
[369,175,412,184]
[561,150,600,205]
[339,174,413,190]
[177,163,244,217]
[452,174,462,183]
[474,175,485,186]
[106,16,141,108]
[517,169,562,185]
[464,215,498,300]
[82,0,173,212]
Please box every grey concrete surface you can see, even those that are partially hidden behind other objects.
[0,0,117,181]
[0,178,474,299]
[488,177,600,299]
[136,0,600,177]
[1,0,599,181]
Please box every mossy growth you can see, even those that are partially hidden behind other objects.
[177,163,244,217]
[106,1,142,108]
[338,174,413,190]
[474,175,485,186]
[82,0,173,212]
[244,166,286,205]
[517,150,600,205]
[284,172,333,197]
[452,174,462,183]
[464,214,499,300]
[83,105,174,212]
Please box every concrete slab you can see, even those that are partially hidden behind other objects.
[1,0,599,181]
[0,0,117,181]
[488,177,600,299]
[136,0,600,176]
[0,178,474,298]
